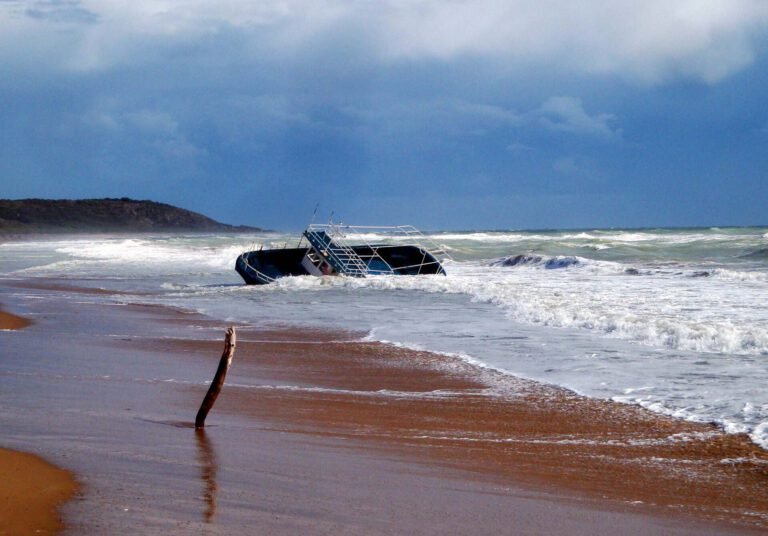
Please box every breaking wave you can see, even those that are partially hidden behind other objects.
[489,254,582,269]
[741,247,768,259]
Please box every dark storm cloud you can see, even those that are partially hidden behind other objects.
[2,1,768,228]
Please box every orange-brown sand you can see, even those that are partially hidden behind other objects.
[167,328,768,530]
[0,448,78,535]
[5,276,767,534]
[0,309,32,330]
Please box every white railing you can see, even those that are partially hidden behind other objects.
[303,223,451,277]
[307,223,449,256]
[303,225,370,276]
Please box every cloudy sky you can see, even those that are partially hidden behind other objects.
[2,0,768,230]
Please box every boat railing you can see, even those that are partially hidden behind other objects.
[238,251,277,283]
[313,224,450,257]
[388,224,451,261]
[304,223,451,277]
[303,225,371,277]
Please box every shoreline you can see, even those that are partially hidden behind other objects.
[1,278,767,533]
[0,304,76,534]
[204,328,768,530]
[0,447,78,535]
[0,229,262,245]
[0,308,32,330]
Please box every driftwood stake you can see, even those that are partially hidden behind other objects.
[195,327,236,429]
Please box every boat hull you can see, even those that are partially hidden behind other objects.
[235,244,445,285]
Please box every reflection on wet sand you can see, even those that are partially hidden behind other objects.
[195,428,218,522]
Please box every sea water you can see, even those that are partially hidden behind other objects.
[2,227,767,450]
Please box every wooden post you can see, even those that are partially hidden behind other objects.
[195,327,236,429]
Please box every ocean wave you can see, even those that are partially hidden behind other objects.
[709,268,768,283]
[753,422,768,450]
[425,229,766,246]
[619,266,768,281]
[740,247,768,259]
[264,257,768,356]
[54,239,245,268]
[6,236,251,277]
[229,383,475,399]
[274,267,768,357]
[489,254,582,269]
[614,395,768,452]
[498,297,768,355]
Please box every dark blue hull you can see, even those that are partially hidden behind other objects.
[235,244,445,285]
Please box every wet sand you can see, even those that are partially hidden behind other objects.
[0,304,75,534]
[1,278,767,534]
[0,308,32,330]
[191,330,768,530]
[0,448,78,535]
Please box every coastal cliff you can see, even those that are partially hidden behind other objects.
[0,198,259,234]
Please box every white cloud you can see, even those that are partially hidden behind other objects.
[125,109,178,135]
[552,156,580,175]
[24,0,99,24]
[539,96,620,139]
[450,101,521,125]
[341,98,520,140]
[152,137,206,159]
[506,141,533,155]
[85,106,179,135]
[83,104,205,159]
[374,0,768,83]
[4,0,768,83]
[226,95,311,125]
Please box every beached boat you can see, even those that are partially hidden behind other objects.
[235,223,449,285]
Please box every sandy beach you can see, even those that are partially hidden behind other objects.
[0,309,78,533]
[0,447,78,535]
[1,277,767,534]
[212,334,768,524]
[0,309,32,331]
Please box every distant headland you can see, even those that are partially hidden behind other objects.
[0,198,261,234]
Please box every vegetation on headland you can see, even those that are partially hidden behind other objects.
[0,198,261,234]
